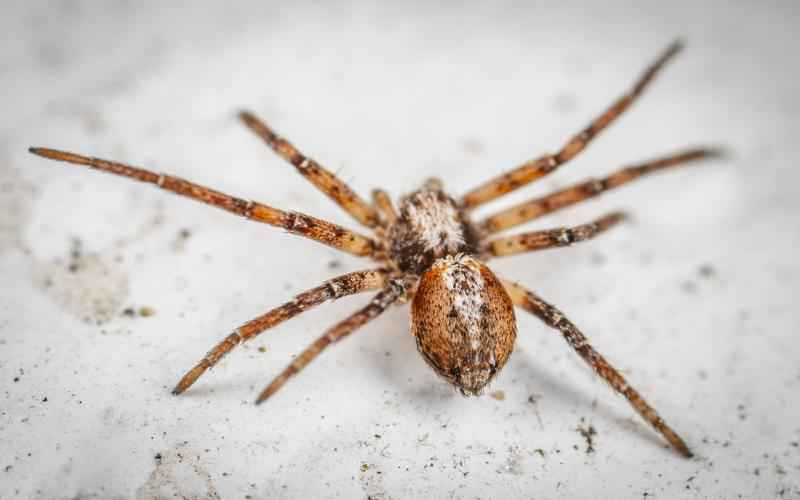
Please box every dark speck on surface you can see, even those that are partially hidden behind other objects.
[577,420,597,454]
[698,264,716,278]
[328,259,342,270]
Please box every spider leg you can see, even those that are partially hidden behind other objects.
[461,40,684,209]
[486,212,626,258]
[239,111,380,228]
[172,269,389,395]
[28,147,376,257]
[255,280,405,404]
[480,148,721,234]
[372,189,397,225]
[500,279,692,457]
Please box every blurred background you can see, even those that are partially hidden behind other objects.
[1,1,798,498]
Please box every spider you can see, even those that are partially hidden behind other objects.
[29,40,720,458]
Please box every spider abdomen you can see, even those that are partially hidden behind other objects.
[411,254,516,395]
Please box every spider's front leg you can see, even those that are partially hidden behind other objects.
[461,40,684,209]
[479,148,721,235]
[28,147,377,257]
[501,280,692,457]
[486,211,626,258]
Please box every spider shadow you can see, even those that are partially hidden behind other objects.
[511,346,671,453]
[361,312,672,455]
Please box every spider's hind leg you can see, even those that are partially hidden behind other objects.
[255,281,405,404]
[172,269,389,395]
[501,279,692,457]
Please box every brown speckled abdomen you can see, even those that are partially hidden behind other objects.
[411,254,517,395]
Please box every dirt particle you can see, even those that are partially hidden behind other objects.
[698,264,715,278]
[257,346,268,353]
[489,390,505,401]
[172,228,192,252]
[360,463,370,472]
[122,307,136,317]
[138,306,155,318]
[328,259,342,270]
[577,421,597,454]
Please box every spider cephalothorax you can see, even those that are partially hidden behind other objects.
[30,40,721,457]
[387,184,481,275]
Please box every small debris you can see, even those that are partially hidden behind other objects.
[328,260,342,270]
[577,421,597,454]
[257,346,268,353]
[122,307,136,317]
[360,463,370,472]
[698,264,715,278]
[138,306,155,318]
[489,390,505,401]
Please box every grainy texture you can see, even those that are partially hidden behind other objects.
[3,2,798,499]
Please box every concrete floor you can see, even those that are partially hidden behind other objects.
[1,1,799,499]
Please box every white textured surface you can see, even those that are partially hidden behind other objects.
[2,2,799,499]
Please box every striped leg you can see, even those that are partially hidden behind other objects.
[372,189,397,225]
[28,147,376,256]
[487,212,625,258]
[255,280,405,404]
[501,280,692,457]
[239,111,380,228]
[172,269,389,395]
[462,40,685,209]
[480,148,721,234]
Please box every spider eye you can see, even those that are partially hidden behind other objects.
[411,255,516,395]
